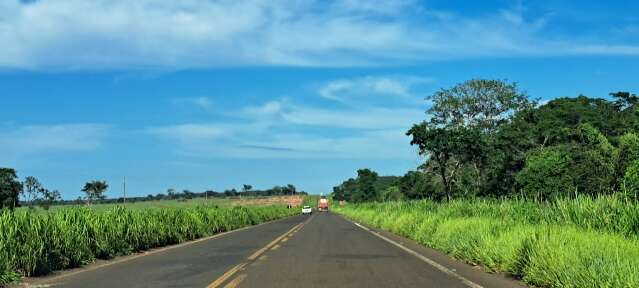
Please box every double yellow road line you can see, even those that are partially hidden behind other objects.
[207,217,311,288]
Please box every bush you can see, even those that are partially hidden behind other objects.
[516,146,575,200]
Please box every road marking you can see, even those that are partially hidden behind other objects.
[207,263,247,288]
[258,255,268,261]
[281,237,289,242]
[208,216,313,288]
[223,274,247,288]
[351,221,484,288]
[271,244,281,251]
[247,222,303,261]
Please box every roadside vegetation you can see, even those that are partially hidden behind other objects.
[335,198,639,287]
[0,204,297,284]
[332,80,639,287]
[0,165,306,285]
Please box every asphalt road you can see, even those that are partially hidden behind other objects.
[24,212,525,288]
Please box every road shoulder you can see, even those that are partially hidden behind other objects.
[336,213,528,288]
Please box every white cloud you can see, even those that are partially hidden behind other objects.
[282,106,423,129]
[149,90,425,159]
[243,101,282,116]
[318,75,433,105]
[172,97,214,110]
[0,123,109,155]
[1,0,638,70]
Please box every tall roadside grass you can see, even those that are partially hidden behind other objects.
[334,196,639,287]
[0,205,296,285]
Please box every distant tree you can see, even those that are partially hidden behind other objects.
[39,189,61,210]
[0,168,22,209]
[332,186,345,201]
[23,176,41,208]
[82,180,108,205]
[286,184,296,195]
[167,188,176,199]
[242,184,253,193]
[611,91,639,111]
[352,169,378,203]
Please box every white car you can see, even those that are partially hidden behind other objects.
[301,205,312,215]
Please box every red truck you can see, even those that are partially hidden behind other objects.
[318,197,329,212]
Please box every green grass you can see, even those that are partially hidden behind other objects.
[334,196,639,288]
[19,197,233,213]
[0,204,296,285]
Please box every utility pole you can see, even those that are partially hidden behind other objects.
[123,176,127,204]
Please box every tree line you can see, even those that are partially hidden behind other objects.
[0,169,306,209]
[333,79,639,202]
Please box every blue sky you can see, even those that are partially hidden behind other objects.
[1,0,639,199]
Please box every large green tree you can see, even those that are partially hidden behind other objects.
[408,79,534,200]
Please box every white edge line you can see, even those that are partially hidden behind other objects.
[352,222,484,288]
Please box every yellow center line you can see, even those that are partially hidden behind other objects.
[223,274,247,288]
[206,263,247,288]
[207,217,312,288]
[247,222,303,261]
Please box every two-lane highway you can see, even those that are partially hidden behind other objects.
[23,212,526,288]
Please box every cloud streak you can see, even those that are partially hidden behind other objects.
[1,0,638,70]
[148,74,429,159]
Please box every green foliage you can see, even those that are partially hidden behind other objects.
[0,205,295,284]
[407,79,534,200]
[623,160,639,200]
[335,197,639,287]
[397,171,438,200]
[82,180,109,204]
[401,84,639,201]
[352,169,378,203]
[516,146,575,200]
[380,186,404,201]
[618,133,639,184]
[23,176,41,207]
[0,168,22,210]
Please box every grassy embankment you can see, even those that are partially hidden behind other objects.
[0,202,297,285]
[19,197,233,213]
[334,196,639,287]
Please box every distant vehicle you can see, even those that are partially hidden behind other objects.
[318,197,329,212]
[302,205,312,215]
